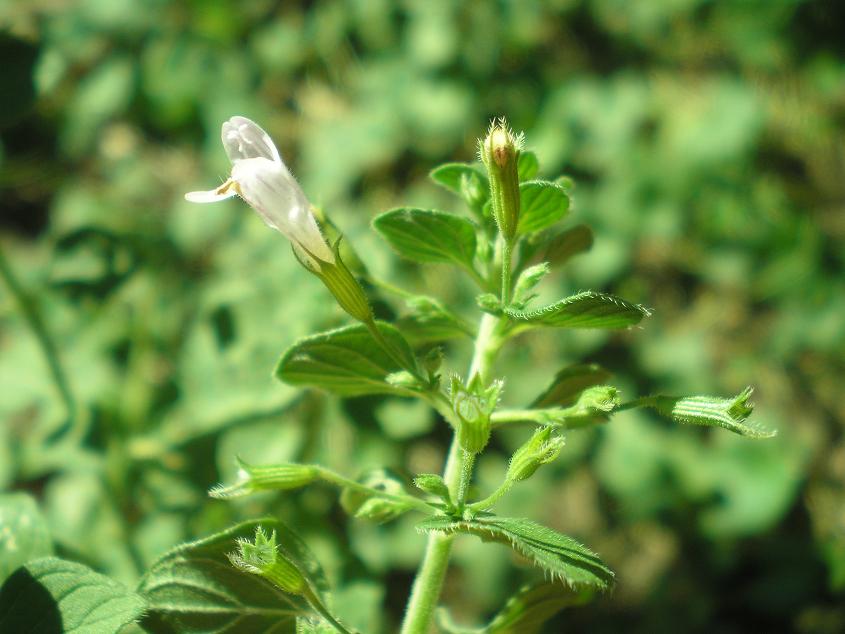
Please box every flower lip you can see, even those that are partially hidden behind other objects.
[221,116,281,164]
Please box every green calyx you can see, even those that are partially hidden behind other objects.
[479,118,523,244]
[228,527,307,595]
[507,426,565,482]
[451,375,503,454]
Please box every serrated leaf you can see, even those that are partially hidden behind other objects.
[372,208,478,271]
[543,224,594,266]
[637,387,775,438]
[505,291,650,330]
[138,519,327,634]
[418,516,614,590]
[438,583,592,634]
[0,493,53,583]
[517,181,570,234]
[532,364,612,408]
[429,163,489,209]
[0,557,145,633]
[275,322,417,396]
[517,151,539,181]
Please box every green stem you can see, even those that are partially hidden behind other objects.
[316,467,435,514]
[400,312,503,634]
[456,451,475,507]
[467,480,513,512]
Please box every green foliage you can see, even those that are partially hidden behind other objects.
[0,557,144,633]
[138,519,327,633]
[372,208,479,272]
[504,291,650,329]
[275,323,417,396]
[417,516,614,590]
[0,493,52,583]
[517,181,570,235]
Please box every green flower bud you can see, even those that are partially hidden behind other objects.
[228,527,306,594]
[507,426,566,482]
[413,473,451,503]
[340,468,411,523]
[479,118,523,244]
[210,458,319,499]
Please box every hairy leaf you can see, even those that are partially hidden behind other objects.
[418,516,614,590]
[0,493,52,583]
[372,208,478,271]
[0,557,144,633]
[517,181,570,234]
[138,519,328,634]
[275,322,418,396]
[505,291,650,330]
[429,163,489,210]
[532,364,612,408]
[517,151,539,181]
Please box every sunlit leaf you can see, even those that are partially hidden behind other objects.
[505,291,650,329]
[418,516,614,590]
[0,557,144,633]
[275,322,418,396]
[517,181,570,234]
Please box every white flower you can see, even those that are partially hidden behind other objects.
[185,116,334,269]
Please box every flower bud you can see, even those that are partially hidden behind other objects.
[507,426,565,482]
[413,474,451,503]
[340,468,411,523]
[479,118,523,243]
[209,458,319,499]
[228,527,307,594]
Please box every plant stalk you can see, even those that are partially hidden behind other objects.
[400,312,502,634]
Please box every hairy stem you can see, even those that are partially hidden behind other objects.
[501,239,514,306]
[400,312,502,634]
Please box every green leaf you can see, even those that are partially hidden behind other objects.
[418,516,614,590]
[505,291,650,330]
[636,387,775,438]
[437,582,593,634]
[0,557,145,633]
[296,616,337,633]
[543,225,594,266]
[396,295,474,346]
[483,583,593,633]
[275,322,417,397]
[429,163,489,210]
[517,181,570,235]
[372,208,478,271]
[138,519,328,634]
[517,151,539,182]
[0,493,53,583]
[532,364,612,408]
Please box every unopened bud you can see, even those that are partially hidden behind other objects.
[507,426,565,482]
[451,376,502,454]
[479,118,523,243]
[210,458,319,499]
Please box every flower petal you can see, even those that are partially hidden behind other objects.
[184,187,237,203]
[221,116,281,164]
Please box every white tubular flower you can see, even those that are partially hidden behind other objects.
[185,116,334,269]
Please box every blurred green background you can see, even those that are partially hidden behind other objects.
[1,0,844,632]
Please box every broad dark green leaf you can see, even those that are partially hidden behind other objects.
[0,557,144,634]
[636,387,775,438]
[0,493,52,583]
[429,163,489,208]
[418,516,614,590]
[517,151,539,181]
[543,224,594,266]
[532,364,612,408]
[517,181,570,234]
[505,291,650,329]
[372,208,478,270]
[275,322,418,396]
[138,519,327,634]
